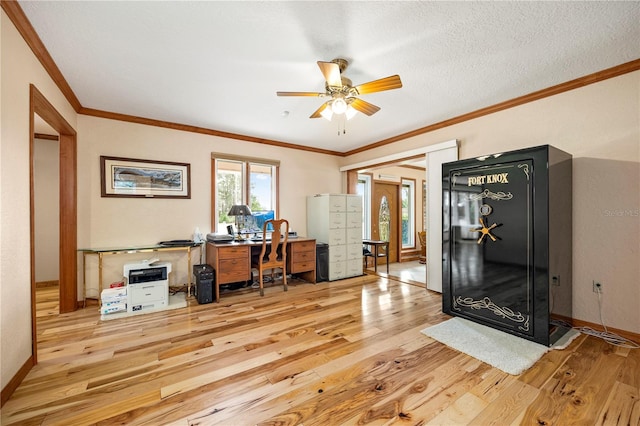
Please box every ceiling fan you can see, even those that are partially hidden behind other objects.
[276,58,402,120]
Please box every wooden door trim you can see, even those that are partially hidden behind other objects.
[346,170,358,194]
[30,84,77,364]
[372,181,401,263]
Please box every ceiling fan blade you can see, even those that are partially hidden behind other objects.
[309,102,330,119]
[349,98,380,115]
[350,98,381,116]
[354,75,402,95]
[317,61,342,87]
[277,91,325,97]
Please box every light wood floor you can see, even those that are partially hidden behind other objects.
[366,260,427,286]
[3,276,639,425]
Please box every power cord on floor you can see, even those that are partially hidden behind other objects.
[573,285,639,349]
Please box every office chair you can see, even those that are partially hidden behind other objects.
[251,218,289,296]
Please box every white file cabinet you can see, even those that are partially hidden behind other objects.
[307,194,363,281]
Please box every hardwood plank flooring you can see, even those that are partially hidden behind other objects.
[366,260,426,287]
[3,276,638,425]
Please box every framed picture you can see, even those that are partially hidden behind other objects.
[100,156,191,198]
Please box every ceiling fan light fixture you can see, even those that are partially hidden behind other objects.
[320,106,333,121]
[345,104,357,120]
[277,58,402,123]
[331,97,347,114]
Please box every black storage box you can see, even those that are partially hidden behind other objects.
[315,243,329,283]
[193,264,214,304]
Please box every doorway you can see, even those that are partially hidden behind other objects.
[30,85,77,363]
[345,140,459,291]
[34,132,60,319]
[372,181,400,263]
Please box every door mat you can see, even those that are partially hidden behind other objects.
[421,317,580,375]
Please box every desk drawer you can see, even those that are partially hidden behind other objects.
[291,260,315,274]
[292,249,315,263]
[219,258,250,283]
[291,240,316,254]
[218,246,249,259]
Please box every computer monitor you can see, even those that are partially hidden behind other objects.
[251,210,275,231]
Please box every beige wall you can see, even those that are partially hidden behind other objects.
[77,115,342,293]
[342,71,640,334]
[1,10,78,389]
[34,138,60,282]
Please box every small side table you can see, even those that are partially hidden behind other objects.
[79,242,204,306]
[362,239,389,274]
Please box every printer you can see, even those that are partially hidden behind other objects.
[206,233,234,243]
[124,260,171,313]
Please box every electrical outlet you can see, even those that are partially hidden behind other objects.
[593,280,603,293]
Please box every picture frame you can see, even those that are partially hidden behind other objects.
[100,156,191,198]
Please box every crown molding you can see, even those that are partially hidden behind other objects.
[78,107,343,156]
[344,58,640,157]
[2,0,82,111]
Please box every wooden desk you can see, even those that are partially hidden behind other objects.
[206,238,316,302]
[362,239,389,274]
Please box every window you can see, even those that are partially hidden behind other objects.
[401,178,415,248]
[213,154,279,232]
[357,174,372,239]
[379,195,391,242]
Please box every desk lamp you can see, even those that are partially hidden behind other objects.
[228,204,252,240]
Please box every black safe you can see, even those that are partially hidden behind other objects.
[442,145,572,346]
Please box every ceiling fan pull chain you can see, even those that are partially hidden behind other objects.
[337,116,347,135]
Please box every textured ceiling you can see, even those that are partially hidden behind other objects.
[19,1,640,154]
